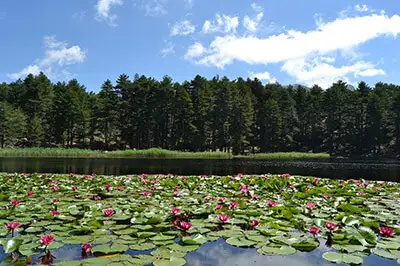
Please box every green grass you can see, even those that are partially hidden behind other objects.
[251,152,330,160]
[0,148,330,160]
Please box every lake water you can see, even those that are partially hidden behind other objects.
[0,158,399,265]
[0,157,398,181]
[1,238,399,266]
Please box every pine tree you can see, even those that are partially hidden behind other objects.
[98,80,119,149]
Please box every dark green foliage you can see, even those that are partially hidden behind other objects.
[0,72,399,157]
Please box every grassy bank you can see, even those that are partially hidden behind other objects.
[0,148,330,160]
[252,152,330,160]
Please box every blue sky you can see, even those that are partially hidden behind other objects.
[0,0,399,91]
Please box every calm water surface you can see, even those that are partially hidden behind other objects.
[0,157,398,181]
[0,158,399,265]
[1,238,399,266]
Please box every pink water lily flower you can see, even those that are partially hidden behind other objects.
[81,242,92,254]
[204,195,212,201]
[306,202,316,209]
[218,214,229,224]
[40,234,54,246]
[251,219,260,228]
[72,186,78,191]
[251,194,259,200]
[375,187,382,191]
[267,201,277,207]
[216,204,223,210]
[143,191,151,196]
[309,226,319,235]
[281,173,291,178]
[313,177,319,184]
[171,207,180,215]
[27,191,34,197]
[173,219,180,227]
[173,191,180,197]
[105,184,111,192]
[94,195,101,201]
[357,192,365,196]
[218,197,226,203]
[240,184,250,194]
[325,222,338,231]
[230,201,239,209]
[6,221,20,231]
[10,200,21,206]
[379,227,395,237]
[179,221,192,231]
[53,199,60,203]
[51,185,59,191]
[51,210,61,216]
[103,209,114,217]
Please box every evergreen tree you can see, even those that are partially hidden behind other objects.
[98,80,119,149]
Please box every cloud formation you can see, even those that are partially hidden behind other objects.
[202,14,239,34]
[171,19,196,36]
[9,36,86,80]
[142,0,167,16]
[161,41,175,57]
[95,0,123,26]
[186,12,400,87]
[249,71,276,83]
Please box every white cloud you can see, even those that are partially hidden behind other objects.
[185,42,207,60]
[187,13,400,87]
[142,0,167,16]
[354,4,369,12]
[95,0,123,26]
[8,65,42,80]
[194,14,400,67]
[249,71,276,83]
[339,4,376,18]
[243,12,264,32]
[170,19,195,36]
[9,36,86,80]
[202,14,239,34]
[160,41,175,57]
[358,68,386,77]
[251,3,264,13]
[282,57,385,88]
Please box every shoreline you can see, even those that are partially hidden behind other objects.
[0,148,330,160]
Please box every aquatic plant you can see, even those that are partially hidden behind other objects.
[0,172,399,265]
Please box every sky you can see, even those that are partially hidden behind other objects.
[0,0,400,92]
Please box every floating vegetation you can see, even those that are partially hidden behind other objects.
[0,173,400,265]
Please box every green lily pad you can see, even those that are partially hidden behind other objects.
[258,245,296,256]
[322,252,363,264]
[153,257,186,266]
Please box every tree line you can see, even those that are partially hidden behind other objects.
[0,72,399,157]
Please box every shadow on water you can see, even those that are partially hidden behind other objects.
[0,157,398,181]
[1,238,399,266]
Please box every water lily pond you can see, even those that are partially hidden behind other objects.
[1,173,400,265]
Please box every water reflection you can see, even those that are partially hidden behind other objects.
[0,157,398,181]
[186,238,339,266]
[185,238,399,266]
[1,238,399,265]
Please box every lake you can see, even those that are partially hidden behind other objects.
[0,157,398,181]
